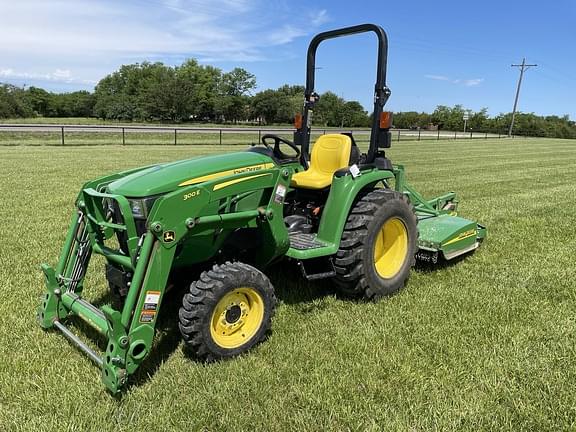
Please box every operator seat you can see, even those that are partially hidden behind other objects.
[290,134,352,189]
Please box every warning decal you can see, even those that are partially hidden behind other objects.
[143,291,161,311]
[139,311,156,323]
[274,184,287,204]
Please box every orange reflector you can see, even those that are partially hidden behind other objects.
[380,111,393,129]
[294,113,303,129]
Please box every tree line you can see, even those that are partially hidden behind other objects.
[0,59,574,137]
[393,105,576,139]
[0,60,370,127]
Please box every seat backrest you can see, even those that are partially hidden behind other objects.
[310,134,352,175]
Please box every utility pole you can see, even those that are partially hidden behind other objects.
[508,58,537,137]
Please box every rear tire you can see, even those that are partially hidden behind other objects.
[334,189,418,299]
[179,261,276,361]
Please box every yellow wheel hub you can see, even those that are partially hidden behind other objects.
[373,217,409,279]
[210,287,264,349]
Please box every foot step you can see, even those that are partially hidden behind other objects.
[297,257,336,281]
[289,233,325,250]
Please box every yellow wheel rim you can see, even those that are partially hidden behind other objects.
[373,217,409,279]
[210,287,265,349]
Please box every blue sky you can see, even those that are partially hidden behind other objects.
[1,0,574,118]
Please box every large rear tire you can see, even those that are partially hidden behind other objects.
[179,261,276,361]
[334,189,418,299]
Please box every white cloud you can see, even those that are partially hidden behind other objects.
[425,74,484,87]
[461,78,484,87]
[0,0,329,88]
[0,67,96,85]
[52,69,72,80]
[0,69,15,78]
[311,9,330,26]
[425,74,450,82]
[267,25,309,45]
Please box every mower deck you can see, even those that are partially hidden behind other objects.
[417,213,486,262]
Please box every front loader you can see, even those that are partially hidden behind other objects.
[39,24,486,393]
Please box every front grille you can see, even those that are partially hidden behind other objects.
[108,199,148,254]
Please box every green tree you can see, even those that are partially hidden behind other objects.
[315,91,345,126]
[0,84,34,118]
[431,105,466,130]
[469,108,489,131]
[250,85,304,124]
[138,64,182,121]
[250,89,283,124]
[341,101,370,127]
[25,87,54,116]
[177,60,222,121]
[217,68,256,123]
[389,111,432,129]
[94,63,146,120]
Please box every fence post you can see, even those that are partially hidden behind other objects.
[219,129,223,145]
[437,129,440,140]
[418,129,421,141]
[122,128,125,145]
[323,129,326,135]
[174,129,177,145]
[454,131,457,140]
[398,129,401,142]
[61,126,65,146]
[470,130,473,139]
[258,129,261,142]
[485,132,488,139]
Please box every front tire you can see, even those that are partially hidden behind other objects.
[334,189,418,299]
[179,261,276,361]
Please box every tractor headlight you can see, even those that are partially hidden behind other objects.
[129,199,145,218]
[127,196,160,219]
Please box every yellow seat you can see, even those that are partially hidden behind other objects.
[291,134,352,189]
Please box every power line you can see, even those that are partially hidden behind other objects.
[508,58,537,136]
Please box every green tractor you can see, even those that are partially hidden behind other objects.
[39,24,485,393]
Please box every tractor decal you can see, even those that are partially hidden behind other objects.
[442,229,476,246]
[178,163,275,187]
[213,173,272,191]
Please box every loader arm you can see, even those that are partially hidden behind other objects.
[38,162,291,393]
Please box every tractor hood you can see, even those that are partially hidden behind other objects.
[107,151,275,197]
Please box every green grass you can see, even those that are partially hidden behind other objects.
[1,138,575,431]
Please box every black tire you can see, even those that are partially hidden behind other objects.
[179,261,276,361]
[334,189,418,299]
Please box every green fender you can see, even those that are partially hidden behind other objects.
[318,168,395,243]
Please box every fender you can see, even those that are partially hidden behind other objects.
[318,168,395,245]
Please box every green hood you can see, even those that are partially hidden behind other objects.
[107,152,274,197]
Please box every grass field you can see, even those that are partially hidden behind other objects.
[1,138,575,431]
[0,130,331,147]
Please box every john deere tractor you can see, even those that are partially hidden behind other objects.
[39,24,485,393]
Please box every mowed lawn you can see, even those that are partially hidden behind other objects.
[0,138,575,431]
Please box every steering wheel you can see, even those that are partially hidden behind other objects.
[261,134,301,161]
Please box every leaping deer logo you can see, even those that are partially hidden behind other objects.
[163,231,175,243]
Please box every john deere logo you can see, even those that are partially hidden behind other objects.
[163,231,175,243]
